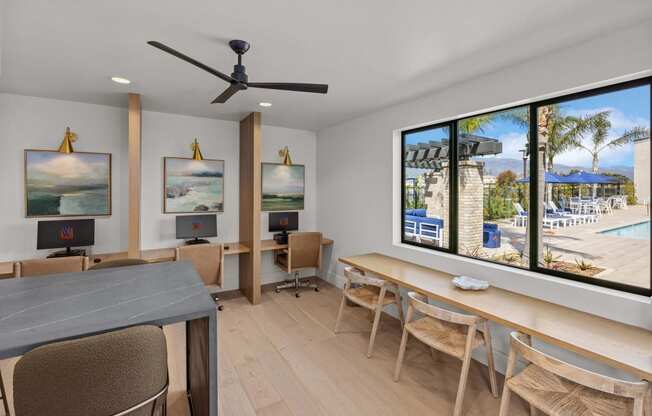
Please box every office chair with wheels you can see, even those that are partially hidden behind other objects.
[13,325,168,416]
[274,232,322,297]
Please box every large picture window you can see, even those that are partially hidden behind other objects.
[401,77,651,296]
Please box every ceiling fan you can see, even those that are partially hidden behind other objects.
[147,39,329,103]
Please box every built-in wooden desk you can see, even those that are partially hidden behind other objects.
[340,253,652,381]
[261,237,334,252]
[0,261,13,277]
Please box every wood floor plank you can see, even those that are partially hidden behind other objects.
[234,357,283,411]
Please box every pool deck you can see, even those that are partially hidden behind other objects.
[492,205,650,290]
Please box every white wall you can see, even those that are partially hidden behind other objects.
[0,95,319,292]
[316,21,652,377]
[0,94,129,260]
[260,125,318,284]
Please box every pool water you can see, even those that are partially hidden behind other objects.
[600,221,651,240]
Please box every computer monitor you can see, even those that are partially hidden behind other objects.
[37,219,95,257]
[268,212,299,233]
[176,214,217,245]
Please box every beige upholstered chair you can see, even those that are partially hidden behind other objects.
[16,256,88,277]
[394,292,498,416]
[274,232,322,297]
[499,331,650,416]
[175,243,223,309]
[334,266,404,358]
[13,325,168,416]
[89,258,148,270]
[0,370,9,416]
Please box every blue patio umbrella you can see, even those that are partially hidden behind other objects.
[516,172,567,184]
[563,171,620,184]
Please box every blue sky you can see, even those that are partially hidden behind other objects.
[405,85,650,170]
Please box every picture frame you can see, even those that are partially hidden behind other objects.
[163,157,225,214]
[261,162,305,211]
[24,149,112,218]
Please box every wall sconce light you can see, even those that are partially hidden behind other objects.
[57,127,77,153]
[191,138,204,161]
[278,146,292,165]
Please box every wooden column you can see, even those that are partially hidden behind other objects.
[239,112,262,304]
[128,93,142,258]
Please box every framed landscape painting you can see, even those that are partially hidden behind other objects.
[164,157,224,213]
[262,163,305,211]
[25,150,112,217]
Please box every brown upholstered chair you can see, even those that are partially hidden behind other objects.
[13,325,168,416]
[89,258,149,270]
[394,292,498,416]
[334,266,404,358]
[499,331,650,416]
[274,232,322,297]
[175,243,223,309]
[16,256,88,277]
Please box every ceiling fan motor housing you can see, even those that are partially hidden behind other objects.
[231,64,248,84]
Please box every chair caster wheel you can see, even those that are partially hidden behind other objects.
[275,288,280,293]
[295,293,300,298]
[314,287,319,292]
[217,305,224,311]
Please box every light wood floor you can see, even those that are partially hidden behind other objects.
[0,281,530,416]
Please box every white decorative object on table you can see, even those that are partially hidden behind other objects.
[452,276,490,291]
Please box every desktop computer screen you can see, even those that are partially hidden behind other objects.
[176,214,217,244]
[37,219,95,253]
[268,212,299,233]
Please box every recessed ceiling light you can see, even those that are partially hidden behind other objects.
[111,76,131,85]
[259,102,272,107]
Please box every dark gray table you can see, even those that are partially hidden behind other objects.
[0,260,217,416]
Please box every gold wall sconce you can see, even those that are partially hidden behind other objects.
[278,146,292,165]
[191,138,204,161]
[57,127,78,153]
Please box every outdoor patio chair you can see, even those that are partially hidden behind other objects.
[419,222,442,246]
[512,202,528,227]
[549,201,595,224]
[404,220,417,240]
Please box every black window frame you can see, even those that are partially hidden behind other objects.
[400,76,652,297]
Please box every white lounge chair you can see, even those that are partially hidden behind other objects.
[512,203,528,227]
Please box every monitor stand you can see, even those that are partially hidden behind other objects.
[185,237,210,245]
[47,247,86,258]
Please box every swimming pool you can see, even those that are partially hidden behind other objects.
[600,220,650,240]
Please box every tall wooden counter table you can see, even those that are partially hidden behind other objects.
[0,261,218,416]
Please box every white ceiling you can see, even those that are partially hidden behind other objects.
[1,0,651,131]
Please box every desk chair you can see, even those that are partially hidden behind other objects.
[89,258,148,270]
[13,325,168,416]
[334,266,404,358]
[175,244,224,310]
[394,292,498,416]
[16,256,88,277]
[274,232,322,297]
[499,332,650,416]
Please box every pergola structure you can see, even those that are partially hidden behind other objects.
[404,134,503,169]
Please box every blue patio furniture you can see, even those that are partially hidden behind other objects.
[483,223,501,248]
[403,209,444,246]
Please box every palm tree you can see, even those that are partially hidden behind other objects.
[458,114,494,134]
[574,110,650,173]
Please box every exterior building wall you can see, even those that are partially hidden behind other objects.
[634,138,650,204]
[424,163,449,246]
[458,161,484,252]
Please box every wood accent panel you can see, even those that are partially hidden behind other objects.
[261,238,333,252]
[340,253,652,381]
[239,112,262,304]
[128,93,142,258]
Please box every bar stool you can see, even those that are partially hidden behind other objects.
[499,331,650,416]
[334,267,404,358]
[394,292,498,416]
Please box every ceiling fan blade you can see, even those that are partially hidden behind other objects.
[147,41,234,84]
[247,82,328,94]
[212,84,241,103]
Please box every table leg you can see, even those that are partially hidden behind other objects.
[186,311,218,416]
